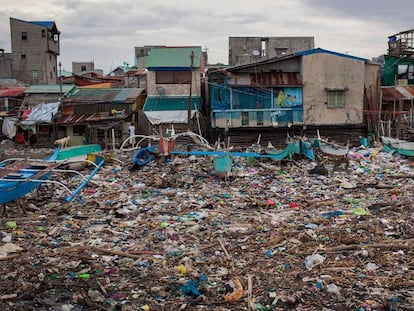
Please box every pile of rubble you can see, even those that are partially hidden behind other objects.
[1,145,413,310]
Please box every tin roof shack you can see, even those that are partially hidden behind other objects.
[0,86,26,140]
[210,48,380,140]
[13,84,76,146]
[378,53,414,139]
[141,46,205,135]
[57,87,146,148]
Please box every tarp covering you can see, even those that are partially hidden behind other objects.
[143,110,198,125]
[20,102,60,125]
[2,116,18,139]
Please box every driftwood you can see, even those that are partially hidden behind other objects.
[88,246,154,259]
[300,241,414,254]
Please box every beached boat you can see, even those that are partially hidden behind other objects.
[313,131,349,157]
[0,147,61,205]
[381,136,414,157]
[130,145,156,170]
[0,146,105,205]
[56,144,102,161]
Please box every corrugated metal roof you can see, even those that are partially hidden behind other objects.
[65,88,144,103]
[146,47,202,68]
[382,85,414,101]
[228,48,367,72]
[143,96,201,111]
[56,111,130,125]
[24,84,76,94]
[0,87,27,97]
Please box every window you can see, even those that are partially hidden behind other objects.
[81,65,87,71]
[327,90,345,108]
[32,70,38,78]
[50,71,53,79]
[397,64,414,80]
[21,54,26,60]
[73,125,87,136]
[41,29,46,38]
[156,71,191,84]
[275,48,288,57]
[21,32,27,40]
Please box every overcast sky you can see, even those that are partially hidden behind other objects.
[1,0,413,74]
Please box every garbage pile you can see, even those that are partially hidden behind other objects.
[1,145,413,310]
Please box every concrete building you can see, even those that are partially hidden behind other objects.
[72,61,95,75]
[0,49,12,79]
[10,17,60,85]
[229,36,314,66]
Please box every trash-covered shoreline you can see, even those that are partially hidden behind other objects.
[1,144,414,310]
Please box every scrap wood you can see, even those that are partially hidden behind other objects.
[0,253,21,261]
[217,237,232,261]
[0,294,18,300]
[88,246,154,259]
[299,241,414,254]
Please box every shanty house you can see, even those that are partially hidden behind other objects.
[57,87,146,147]
[380,54,414,138]
[210,48,380,136]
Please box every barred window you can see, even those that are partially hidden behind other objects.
[327,90,345,108]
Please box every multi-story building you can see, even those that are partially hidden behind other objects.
[10,17,60,85]
[229,36,314,66]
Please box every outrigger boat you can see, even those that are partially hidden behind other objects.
[381,136,414,157]
[56,144,102,161]
[313,130,349,157]
[0,146,104,205]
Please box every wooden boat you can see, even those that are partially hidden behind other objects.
[381,136,414,157]
[129,145,156,170]
[0,147,61,205]
[0,146,105,205]
[313,131,349,157]
[57,144,102,161]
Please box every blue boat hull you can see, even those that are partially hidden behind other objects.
[133,145,156,166]
[0,147,60,205]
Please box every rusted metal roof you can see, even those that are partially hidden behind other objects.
[0,87,27,97]
[381,85,414,101]
[64,88,145,103]
[250,72,302,86]
[55,111,130,125]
